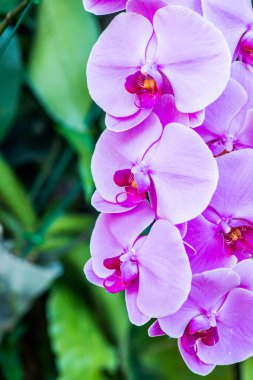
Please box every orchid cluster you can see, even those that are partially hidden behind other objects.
[83,0,253,375]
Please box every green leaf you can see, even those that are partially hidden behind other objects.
[0,0,18,13]
[28,0,99,132]
[0,156,37,231]
[0,246,62,341]
[47,283,118,380]
[0,30,22,143]
[0,326,24,380]
[35,214,95,256]
[138,333,234,380]
[45,214,95,236]
[242,357,253,380]
[59,126,94,202]
[63,243,130,346]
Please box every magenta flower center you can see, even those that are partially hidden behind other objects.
[103,250,139,293]
[125,63,163,109]
[113,163,150,207]
[223,225,253,257]
[125,71,159,109]
[238,28,253,66]
[182,314,219,354]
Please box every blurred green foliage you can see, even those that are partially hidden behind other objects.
[48,284,117,380]
[0,1,252,379]
[0,31,22,142]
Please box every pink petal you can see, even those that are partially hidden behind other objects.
[105,109,152,132]
[148,123,218,224]
[154,94,205,128]
[126,0,167,22]
[154,5,231,113]
[202,0,252,56]
[91,190,135,213]
[200,79,248,139]
[125,281,150,326]
[87,13,153,117]
[231,62,253,133]
[198,288,253,365]
[148,321,166,337]
[153,94,190,127]
[237,109,253,148]
[188,109,205,128]
[213,150,253,221]
[90,202,154,278]
[137,220,192,317]
[159,268,240,337]
[232,62,253,110]
[178,338,215,375]
[92,114,162,203]
[233,260,253,292]
[166,0,202,14]
[185,215,237,273]
[83,0,126,15]
[84,259,104,286]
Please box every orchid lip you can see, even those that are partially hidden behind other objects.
[125,66,163,110]
[183,314,219,354]
[113,165,150,207]
[238,28,253,65]
[103,249,139,294]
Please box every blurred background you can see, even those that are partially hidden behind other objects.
[0,1,251,379]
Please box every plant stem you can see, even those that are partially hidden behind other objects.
[235,363,241,380]
[0,0,29,36]
[22,182,82,258]
[36,147,74,212]
[0,0,34,56]
[30,139,62,203]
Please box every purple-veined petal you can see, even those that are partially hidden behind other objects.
[237,109,253,148]
[154,5,231,113]
[105,108,152,132]
[84,259,104,286]
[92,114,162,203]
[199,79,248,139]
[233,259,253,292]
[213,150,253,221]
[178,338,215,375]
[189,109,205,128]
[137,219,192,317]
[148,123,218,224]
[148,320,166,337]
[231,62,253,133]
[159,268,240,337]
[87,13,153,117]
[185,215,237,273]
[90,202,154,278]
[125,280,150,326]
[232,62,253,109]
[198,288,253,365]
[127,0,167,22]
[166,0,202,14]
[83,0,126,15]
[91,190,136,213]
[153,94,190,127]
[202,0,252,56]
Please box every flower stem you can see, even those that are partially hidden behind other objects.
[0,0,29,36]
[0,0,34,56]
